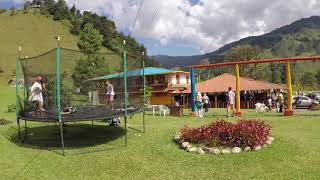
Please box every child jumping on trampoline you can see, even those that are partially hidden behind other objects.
[29,76,45,112]
[105,81,115,110]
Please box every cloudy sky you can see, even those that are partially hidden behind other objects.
[1,0,320,56]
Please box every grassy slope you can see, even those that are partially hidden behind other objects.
[0,75,320,179]
[0,10,121,75]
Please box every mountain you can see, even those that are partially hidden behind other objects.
[155,16,320,68]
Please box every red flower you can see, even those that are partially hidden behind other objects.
[178,119,271,148]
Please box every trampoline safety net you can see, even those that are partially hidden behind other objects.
[17,47,145,122]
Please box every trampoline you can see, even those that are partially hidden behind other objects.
[15,39,147,155]
[19,106,142,122]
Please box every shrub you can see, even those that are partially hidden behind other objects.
[232,120,271,147]
[179,119,271,148]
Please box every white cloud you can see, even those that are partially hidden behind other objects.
[7,0,320,54]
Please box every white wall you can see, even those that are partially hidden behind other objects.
[171,74,176,84]
[180,74,187,84]
[169,73,190,85]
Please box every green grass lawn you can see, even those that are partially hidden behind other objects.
[1,78,320,179]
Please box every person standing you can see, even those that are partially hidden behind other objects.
[203,93,210,113]
[272,90,278,112]
[196,92,203,118]
[29,76,45,112]
[278,91,284,113]
[105,81,115,110]
[267,96,272,113]
[227,87,235,117]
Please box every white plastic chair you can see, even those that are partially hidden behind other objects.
[159,105,169,116]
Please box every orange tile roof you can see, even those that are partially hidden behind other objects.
[174,73,286,94]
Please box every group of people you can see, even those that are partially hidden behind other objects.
[195,92,210,117]
[267,90,284,113]
[195,87,236,118]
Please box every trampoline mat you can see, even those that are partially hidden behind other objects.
[19,106,143,122]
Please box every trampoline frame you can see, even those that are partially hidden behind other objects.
[15,39,147,155]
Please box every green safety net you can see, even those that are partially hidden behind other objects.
[17,47,145,121]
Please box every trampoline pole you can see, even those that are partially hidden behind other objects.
[142,52,146,133]
[17,118,21,144]
[24,120,27,137]
[125,116,127,146]
[123,40,128,146]
[16,54,21,142]
[59,122,65,156]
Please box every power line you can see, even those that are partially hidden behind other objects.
[129,0,144,37]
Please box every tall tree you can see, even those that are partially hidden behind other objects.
[41,0,56,15]
[69,4,76,17]
[73,23,108,89]
[70,18,82,35]
[77,23,103,54]
[53,0,70,20]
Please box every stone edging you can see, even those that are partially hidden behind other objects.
[173,133,275,155]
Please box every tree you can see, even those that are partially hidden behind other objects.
[24,2,31,12]
[53,0,70,20]
[73,24,108,89]
[31,0,42,6]
[77,23,103,54]
[70,18,82,35]
[268,63,282,84]
[299,72,316,88]
[144,85,152,106]
[76,10,82,18]
[70,5,76,17]
[41,0,56,15]
[315,70,320,87]
[225,44,262,79]
[72,55,110,89]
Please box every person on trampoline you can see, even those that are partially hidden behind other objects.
[226,87,235,117]
[105,81,115,110]
[29,76,45,112]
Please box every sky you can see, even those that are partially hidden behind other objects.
[1,0,320,56]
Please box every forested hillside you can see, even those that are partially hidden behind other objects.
[0,0,159,75]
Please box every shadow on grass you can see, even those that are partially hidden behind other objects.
[5,124,125,151]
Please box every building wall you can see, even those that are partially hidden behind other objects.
[171,74,176,84]
[168,73,190,85]
[150,95,172,105]
[179,73,187,84]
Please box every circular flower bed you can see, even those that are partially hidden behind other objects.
[173,119,274,155]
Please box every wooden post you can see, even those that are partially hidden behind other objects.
[214,95,218,108]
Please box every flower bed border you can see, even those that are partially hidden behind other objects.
[173,124,275,155]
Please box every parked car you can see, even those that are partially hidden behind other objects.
[307,92,320,101]
[292,95,319,109]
